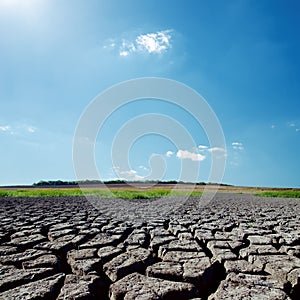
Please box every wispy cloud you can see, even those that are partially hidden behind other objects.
[197,144,227,157]
[27,126,36,133]
[138,165,149,171]
[270,121,300,132]
[230,142,244,167]
[166,150,174,157]
[104,29,174,57]
[0,125,11,132]
[232,142,244,151]
[176,150,206,162]
[230,161,239,167]
[208,147,226,153]
[287,121,300,132]
[0,123,37,135]
[207,147,227,159]
[119,40,136,57]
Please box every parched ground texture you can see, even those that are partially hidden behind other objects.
[0,193,299,299]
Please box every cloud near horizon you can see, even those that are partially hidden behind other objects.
[176,149,206,161]
[166,146,227,161]
[113,166,144,180]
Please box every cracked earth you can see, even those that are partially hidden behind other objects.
[0,193,299,299]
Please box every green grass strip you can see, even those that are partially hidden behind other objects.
[0,189,202,199]
[255,191,300,198]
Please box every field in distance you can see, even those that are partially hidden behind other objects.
[0,181,300,199]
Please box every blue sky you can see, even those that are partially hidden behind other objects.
[0,0,299,187]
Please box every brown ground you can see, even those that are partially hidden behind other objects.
[0,192,299,299]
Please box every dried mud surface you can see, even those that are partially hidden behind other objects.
[0,193,299,299]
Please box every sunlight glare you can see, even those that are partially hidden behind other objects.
[0,0,44,21]
[0,0,39,9]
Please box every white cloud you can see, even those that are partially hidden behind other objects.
[135,30,172,54]
[271,124,275,129]
[0,125,11,132]
[113,166,144,180]
[104,29,173,57]
[176,150,206,161]
[198,145,208,149]
[119,39,136,57]
[166,150,174,157]
[208,147,226,153]
[296,128,300,132]
[119,51,129,57]
[232,142,244,151]
[27,126,36,133]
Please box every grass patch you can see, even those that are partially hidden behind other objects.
[0,189,84,198]
[255,191,300,198]
[0,188,202,199]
